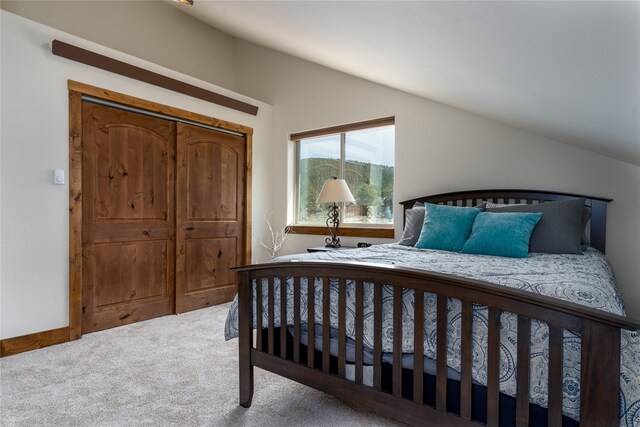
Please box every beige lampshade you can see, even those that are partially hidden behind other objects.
[316,178,356,204]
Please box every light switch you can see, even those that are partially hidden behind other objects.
[53,169,65,185]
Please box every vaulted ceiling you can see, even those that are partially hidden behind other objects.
[174,1,640,166]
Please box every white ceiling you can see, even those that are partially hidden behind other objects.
[173,1,640,166]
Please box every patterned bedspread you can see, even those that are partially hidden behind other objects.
[224,244,640,425]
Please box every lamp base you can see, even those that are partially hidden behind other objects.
[324,203,342,248]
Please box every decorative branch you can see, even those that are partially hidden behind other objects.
[258,212,292,260]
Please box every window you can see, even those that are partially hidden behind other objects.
[292,117,395,235]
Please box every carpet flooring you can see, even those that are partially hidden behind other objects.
[0,303,402,426]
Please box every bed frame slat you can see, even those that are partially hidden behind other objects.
[355,280,364,385]
[238,271,254,407]
[460,300,473,420]
[590,200,608,254]
[516,316,531,426]
[338,279,346,378]
[414,290,425,404]
[393,286,403,397]
[374,283,383,391]
[280,277,287,359]
[486,307,501,426]
[547,325,563,427]
[307,278,315,369]
[580,320,621,426]
[293,277,301,364]
[322,278,330,373]
[436,295,448,412]
[268,277,275,355]
[256,279,263,352]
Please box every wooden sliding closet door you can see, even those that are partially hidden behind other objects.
[82,103,176,333]
[176,123,246,313]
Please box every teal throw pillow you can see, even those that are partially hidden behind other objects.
[415,203,482,252]
[461,212,543,258]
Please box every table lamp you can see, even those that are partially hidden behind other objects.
[316,177,355,248]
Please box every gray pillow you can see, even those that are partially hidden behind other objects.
[486,198,585,254]
[484,201,591,246]
[398,202,425,246]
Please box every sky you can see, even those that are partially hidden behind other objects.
[299,125,395,167]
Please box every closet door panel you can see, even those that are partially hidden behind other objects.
[94,241,168,307]
[186,142,238,220]
[82,103,175,333]
[93,125,168,221]
[185,237,236,293]
[176,123,246,313]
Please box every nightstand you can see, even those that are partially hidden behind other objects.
[307,246,357,253]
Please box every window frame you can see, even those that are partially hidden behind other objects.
[290,117,395,238]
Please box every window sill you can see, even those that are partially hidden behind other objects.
[288,225,395,239]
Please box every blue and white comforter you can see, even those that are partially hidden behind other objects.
[224,244,640,425]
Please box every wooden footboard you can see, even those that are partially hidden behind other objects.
[234,261,639,427]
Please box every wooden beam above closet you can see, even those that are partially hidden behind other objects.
[52,39,259,116]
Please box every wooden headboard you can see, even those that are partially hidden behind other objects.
[400,189,612,254]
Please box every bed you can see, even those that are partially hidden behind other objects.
[225,189,640,426]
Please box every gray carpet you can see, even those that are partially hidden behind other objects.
[0,303,402,426]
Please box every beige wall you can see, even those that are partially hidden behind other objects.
[0,0,236,90]
[232,39,640,318]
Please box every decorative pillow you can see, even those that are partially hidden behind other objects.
[461,212,543,258]
[415,203,482,252]
[486,198,585,254]
[398,203,425,246]
[484,201,590,246]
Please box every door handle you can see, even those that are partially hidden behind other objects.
[186,226,194,231]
